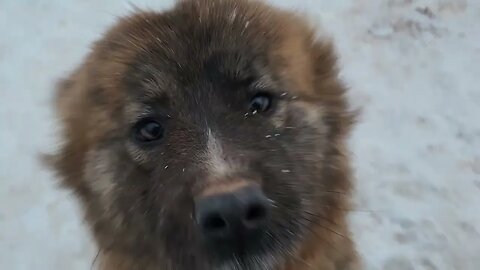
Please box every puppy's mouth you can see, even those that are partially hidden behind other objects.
[208,240,278,270]
[206,224,303,270]
[206,227,269,256]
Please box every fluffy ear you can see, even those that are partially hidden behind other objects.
[54,67,90,127]
[270,13,356,137]
[47,68,93,197]
[311,39,358,134]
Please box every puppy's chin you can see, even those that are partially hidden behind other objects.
[200,226,299,270]
[214,252,281,270]
[206,238,297,270]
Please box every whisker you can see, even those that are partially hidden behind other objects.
[91,249,101,270]
[290,254,315,270]
[303,215,353,243]
[304,211,341,228]
[321,205,382,213]
[296,219,341,253]
[318,190,349,196]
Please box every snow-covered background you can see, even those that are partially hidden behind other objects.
[1,0,479,269]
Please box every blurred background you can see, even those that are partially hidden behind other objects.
[1,0,479,269]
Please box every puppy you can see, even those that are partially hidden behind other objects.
[51,0,359,269]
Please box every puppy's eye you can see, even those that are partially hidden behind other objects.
[249,93,273,113]
[134,119,164,142]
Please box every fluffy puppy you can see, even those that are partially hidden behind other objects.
[51,0,359,269]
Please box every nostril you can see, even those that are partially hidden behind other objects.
[202,213,227,233]
[245,203,267,223]
[196,185,270,239]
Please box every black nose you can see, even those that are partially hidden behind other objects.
[195,184,270,240]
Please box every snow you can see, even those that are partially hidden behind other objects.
[1,0,479,269]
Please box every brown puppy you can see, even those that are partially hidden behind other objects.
[51,0,359,269]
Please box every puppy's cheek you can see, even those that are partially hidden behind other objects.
[290,101,326,127]
[270,102,288,129]
[286,101,328,162]
[84,148,125,230]
[273,100,327,131]
[126,142,150,165]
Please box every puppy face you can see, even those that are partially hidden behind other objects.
[53,1,354,269]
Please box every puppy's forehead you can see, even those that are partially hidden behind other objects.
[96,0,318,109]
[120,18,276,97]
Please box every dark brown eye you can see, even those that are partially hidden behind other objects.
[249,93,273,113]
[134,119,164,142]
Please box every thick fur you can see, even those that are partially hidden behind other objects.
[51,0,360,269]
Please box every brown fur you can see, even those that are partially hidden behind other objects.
[51,0,360,269]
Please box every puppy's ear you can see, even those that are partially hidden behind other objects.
[272,13,357,134]
[55,68,89,126]
[268,13,341,99]
[310,38,358,138]
[47,68,93,196]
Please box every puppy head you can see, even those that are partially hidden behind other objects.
[52,0,354,269]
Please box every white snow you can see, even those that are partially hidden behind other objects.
[1,0,479,269]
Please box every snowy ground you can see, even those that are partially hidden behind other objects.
[1,0,479,269]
